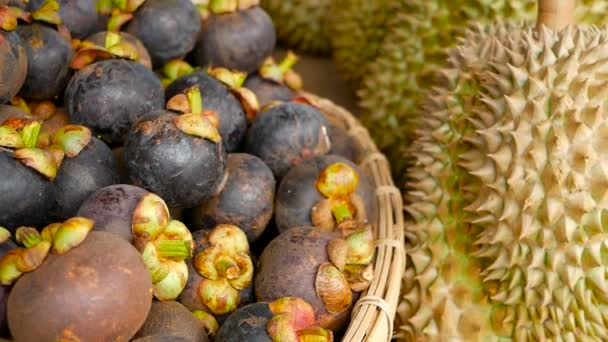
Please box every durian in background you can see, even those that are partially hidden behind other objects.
[400,0,608,340]
[260,0,332,56]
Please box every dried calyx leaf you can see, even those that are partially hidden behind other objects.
[0,5,31,31]
[267,297,333,342]
[208,66,259,120]
[192,310,220,338]
[170,86,222,143]
[315,262,352,314]
[259,51,303,91]
[104,0,144,31]
[10,96,31,115]
[70,31,139,69]
[31,0,62,26]
[0,227,10,244]
[51,125,92,158]
[193,225,253,315]
[46,217,95,254]
[161,60,198,88]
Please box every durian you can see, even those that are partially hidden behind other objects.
[400,0,608,340]
[260,0,332,56]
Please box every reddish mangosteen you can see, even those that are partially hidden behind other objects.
[178,225,256,330]
[275,155,377,233]
[2,219,153,341]
[165,70,247,152]
[125,86,226,208]
[85,30,152,69]
[133,301,209,342]
[244,51,303,107]
[0,8,28,104]
[215,297,333,342]
[64,32,165,144]
[244,101,331,180]
[192,0,275,73]
[27,0,103,39]
[189,153,275,243]
[255,226,376,332]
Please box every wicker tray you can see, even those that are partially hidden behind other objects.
[300,93,406,342]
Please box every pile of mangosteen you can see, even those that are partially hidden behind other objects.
[0,0,377,341]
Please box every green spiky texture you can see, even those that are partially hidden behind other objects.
[325,0,394,88]
[400,19,608,341]
[260,0,331,56]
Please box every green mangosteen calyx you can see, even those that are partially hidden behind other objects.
[197,0,258,18]
[132,193,194,301]
[29,0,72,40]
[208,66,260,120]
[193,224,253,315]
[70,31,140,69]
[259,51,303,91]
[169,86,222,143]
[192,309,220,338]
[0,217,94,285]
[0,5,31,31]
[160,60,199,88]
[102,0,145,31]
[266,297,333,342]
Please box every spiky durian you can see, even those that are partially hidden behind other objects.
[260,0,331,56]
[400,2,608,340]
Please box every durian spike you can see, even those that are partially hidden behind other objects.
[536,0,576,32]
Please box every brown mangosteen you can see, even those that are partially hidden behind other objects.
[134,300,209,342]
[0,15,28,104]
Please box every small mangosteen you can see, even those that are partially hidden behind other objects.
[15,1,75,100]
[244,51,302,107]
[255,225,376,332]
[165,70,247,152]
[65,32,165,144]
[215,297,333,342]
[0,10,28,104]
[244,101,331,180]
[274,155,377,233]
[189,153,275,243]
[178,225,255,327]
[134,301,209,342]
[125,86,226,208]
[3,219,153,341]
[192,0,275,73]
[27,0,103,39]
[85,31,152,69]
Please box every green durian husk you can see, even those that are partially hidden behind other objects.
[261,0,332,56]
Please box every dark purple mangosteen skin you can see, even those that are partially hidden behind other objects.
[0,0,27,8]
[0,240,16,338]
[192,6,276,73]
[15,24,74,100]
[274,154,378,233]
[0,30,27,104]
[214,302,273,342]
[125,0,201,68]
[165,71,247,153]
[27,0,104,39]
[64,59,165,144]
[243,74,295,107]
[0,105,27,122]
[77,184,149,243]
[50,137,119,220]
[124,110,227,208]
[244,102,331,180]
[189,153,275,243]
[327,124,362,163]
[0,151,54,230]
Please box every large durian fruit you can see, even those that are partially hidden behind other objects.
[400,0,608,340]
[260,0,332,56]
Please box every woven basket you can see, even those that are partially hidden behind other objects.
[300,92,406,342]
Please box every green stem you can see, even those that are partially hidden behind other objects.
[209,0,237,14]
[155,239,193,259]
[278,51,298,73]
[331,202,353,223]
[20,120,42,148]
[186,86,203,115]
[15,227,42,248]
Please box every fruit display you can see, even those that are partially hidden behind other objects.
[0,1,389,340]
[400,0,608,340]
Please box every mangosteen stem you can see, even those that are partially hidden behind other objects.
[208,67,246,89]
[332,202,354,223]
[97,0,113,15]
[162,60,197,84]
[155,239,193,259]
[208,0,237,14]
[15,227,42,248]
[186,87,203,115]
[279,51,298,73]
[107,10,133,32]
[20,121,42,148]
[142,243,171,283]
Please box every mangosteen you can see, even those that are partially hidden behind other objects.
[0,232,16,337]
[178,225,255,326]
[215,298,333,342]
[27,0,103,39]
[49,135,119,220]
[132,334,192,342]
[0,1,27,9]
[64,40,165,144]
[244,102,331,180]
[15,21,74,100]
[165,70,247,152]
[189,153,275,243]
[274,155,377,233]
[85,31,152,69]
[125,86,226,208]
[134,301,209,342]
[77,184,149,242]
[327,124,363,163]
[0,104,26,121]
[120,0,201,68]
[192,1,275,73]
[255,226,375,332]
[244,51,302,107]
[0,28,27,104]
